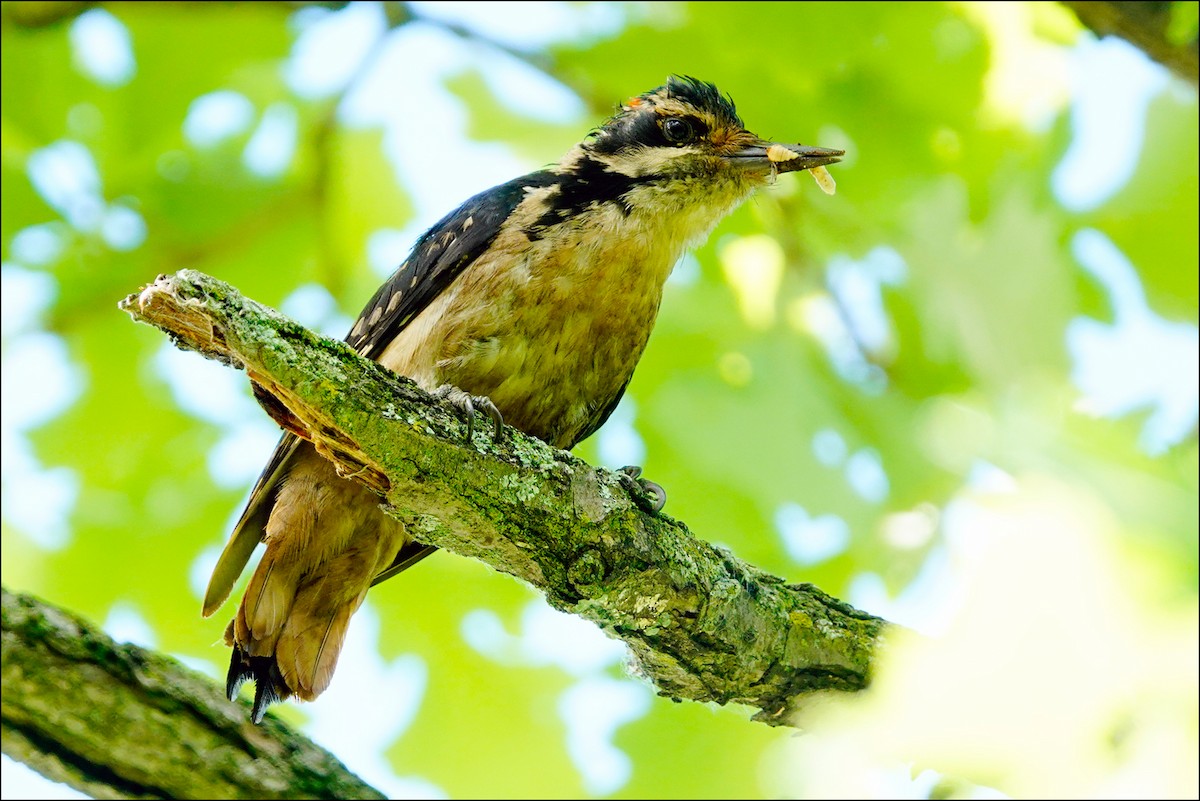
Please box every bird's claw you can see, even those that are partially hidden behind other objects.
[618,465,667,512]
[432,385,505,443]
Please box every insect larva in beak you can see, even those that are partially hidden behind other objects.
[809,165,836,195]
[766,144,800,163]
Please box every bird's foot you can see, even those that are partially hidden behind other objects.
[432,384,505,443]
[618,465,667,513]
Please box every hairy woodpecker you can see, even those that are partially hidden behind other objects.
[203,76,843,722]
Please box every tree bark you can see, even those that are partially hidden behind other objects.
[1,586,385,800]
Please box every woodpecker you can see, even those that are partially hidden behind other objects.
[202,76,842,722]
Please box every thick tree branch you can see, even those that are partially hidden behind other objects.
[1063,1,1198,84]
[116,270,887,727]
[1,586,384,800]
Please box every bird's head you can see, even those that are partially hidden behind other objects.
[576,76,842,201]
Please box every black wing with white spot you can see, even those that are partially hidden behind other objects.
[347,170,557,359]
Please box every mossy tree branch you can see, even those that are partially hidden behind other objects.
[5,269,891,795]
[1,586,385,800]
[112,270,887,726]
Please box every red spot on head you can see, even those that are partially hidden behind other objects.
[626,97,642,108]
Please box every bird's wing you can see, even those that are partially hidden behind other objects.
[203,171,557,615]
[575,375,633,447]
[348,171,557,359]
[202,430,302,616]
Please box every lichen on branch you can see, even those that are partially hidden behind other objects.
[1,586,385,800]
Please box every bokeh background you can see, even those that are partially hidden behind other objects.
[2,1,1197,798]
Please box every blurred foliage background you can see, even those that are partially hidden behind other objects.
[1,1,1197,798]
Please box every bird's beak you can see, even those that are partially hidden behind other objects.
[728,141,844,174]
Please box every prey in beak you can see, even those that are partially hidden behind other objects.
[729,142,844,194]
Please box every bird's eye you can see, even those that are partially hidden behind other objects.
[662,117,695,145]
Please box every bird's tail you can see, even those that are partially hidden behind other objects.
[223,571,363,723]
[218,444,408,722]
